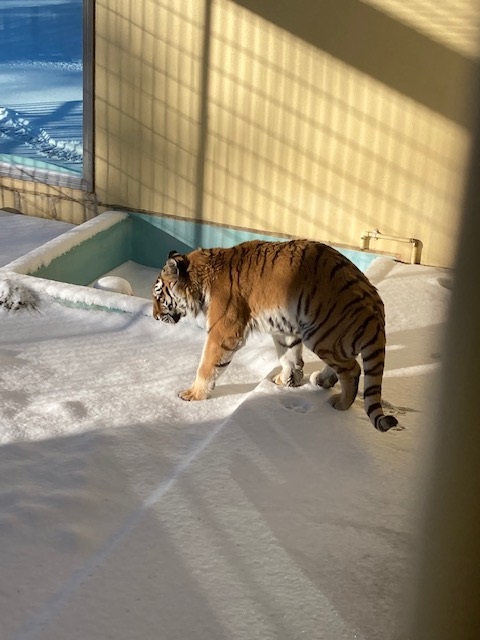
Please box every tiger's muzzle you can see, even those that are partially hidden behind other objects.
[157,312,181,324]
[153,301,181,323]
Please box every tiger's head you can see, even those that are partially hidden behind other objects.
[152,251,190,323]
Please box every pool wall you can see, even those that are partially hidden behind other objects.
[25,213,289,286]
[1,210,392,314]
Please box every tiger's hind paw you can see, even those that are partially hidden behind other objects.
[310,369,338,389]
[328,393,350,411]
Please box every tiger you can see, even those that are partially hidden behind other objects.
[152,239,398,432]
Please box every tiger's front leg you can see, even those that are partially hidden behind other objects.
[271,334,304,387]
[179,329,244,401]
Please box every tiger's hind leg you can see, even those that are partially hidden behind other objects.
[310,365,338,389]
[326,360,361,411]
[272,334,304,387]
[309,350,360,410]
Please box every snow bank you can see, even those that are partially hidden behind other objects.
[0,271,152,317]
[0,277,39,311]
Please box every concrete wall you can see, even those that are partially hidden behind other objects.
[2,0,478,266]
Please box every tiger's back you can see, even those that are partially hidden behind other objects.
[153,239,397,432]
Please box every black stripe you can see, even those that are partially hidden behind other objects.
[340,297,365,318]
[303,317,322,343]
[228,258,235,288]
[351,316,376,348]
[364,364,384,377]
[362,347,385,362]
[299,244,309,269]
[271,246,283,269]
[360,330,381,351]
[367,402,382,416]
[338,279,357,295]
[258,248,269,279]
[216,361,231,368]
[310,305,338,351]
[296,288,305,318]
[311,246,324,277]
[303,289,314,317]
[363,384,382,398]
[288,338,302,348]
[280,316,293,332]
[289,244,298,268]
[312,325,338,353]
[329,260,348,280]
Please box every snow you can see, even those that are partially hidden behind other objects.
[0,210,74,268]
[3,211,127,274]
[0,211,450,640]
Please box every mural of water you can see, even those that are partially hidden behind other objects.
[0,1,83,175]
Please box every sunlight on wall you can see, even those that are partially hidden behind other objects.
[363,0,480,60]
[95,0,204,217]
[92,0,475,267]
[0,176,93,224]
[203,1,472,265]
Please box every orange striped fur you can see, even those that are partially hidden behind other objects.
[153,239,397,431]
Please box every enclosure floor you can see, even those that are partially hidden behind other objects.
[0,213,451,640]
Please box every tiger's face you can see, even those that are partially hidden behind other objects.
[152,251,188,323]
[152,277,183,323]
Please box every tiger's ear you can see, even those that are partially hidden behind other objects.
[162,251,188,278]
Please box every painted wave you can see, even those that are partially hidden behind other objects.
[0,105,82,163]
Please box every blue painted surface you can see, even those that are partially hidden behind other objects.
[130,213,381,272]
[32,218,132,285]
[0,2,82,63]
[0,1,83,172]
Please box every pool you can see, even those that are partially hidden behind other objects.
[1,211,387,314]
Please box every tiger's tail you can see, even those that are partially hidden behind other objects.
[361,336,398,432]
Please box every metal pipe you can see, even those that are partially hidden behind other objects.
[360,229,422,264]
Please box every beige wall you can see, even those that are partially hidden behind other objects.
[2,0,478,266]
[0,177,96,225]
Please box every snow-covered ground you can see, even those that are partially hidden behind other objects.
[0,211,451,640]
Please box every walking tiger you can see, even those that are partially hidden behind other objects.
[152,239,397,432]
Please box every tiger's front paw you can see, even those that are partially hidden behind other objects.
[273,367,304,387]
[178,387,208,401]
